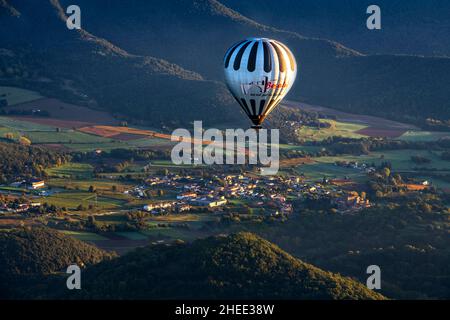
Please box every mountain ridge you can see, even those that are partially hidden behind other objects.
[221,0,450,57]
[52,0,450,126]
[71,232,385,299]
[0,0,242,127]
[1,0,450,128]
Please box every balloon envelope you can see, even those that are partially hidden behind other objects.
[223,38,297,128]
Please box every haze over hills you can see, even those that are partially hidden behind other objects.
[1,0,450,128]
[222,0,450,57]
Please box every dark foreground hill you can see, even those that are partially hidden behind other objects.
[0,227,115,276]
[0,229,383,299]
[70,232,384,299]
[0,227,115,298]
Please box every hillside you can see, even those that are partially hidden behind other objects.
[0,227,116,298]
[0,0,242,128]
[0,227,115,275]
[53,0,450,127]
[222,0,450,56]
[2,0,450,128]
[243,203,450,299]
[71,232,384,299]
[0,141,70,183]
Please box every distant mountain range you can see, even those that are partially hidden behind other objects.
[0,228,385,299]
[1,0,449,128]
[222,0,450,57]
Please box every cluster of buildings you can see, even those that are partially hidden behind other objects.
[0,202,41,214]
[334,161,376,174]
[334,192,371,212]
[142,201,191,214]
[123,160,380,214]
[139,173,306,216]
[10,178,45,190]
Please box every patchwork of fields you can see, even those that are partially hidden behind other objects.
[0,115,174,152]
[0,86,175,151]
[0,86,42,105]
[2,86,450,251]
[294,118,449,142]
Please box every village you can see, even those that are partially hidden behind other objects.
[3,155,437,218]
[124,171,372,216]
[0,156,380,217]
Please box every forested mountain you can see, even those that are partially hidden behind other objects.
[0,0,242,127]
[0,141,70,183]
[1,0,450,127]
[70,232,384,299]
[222,0,450,57]
[0,227,116,298]
[56,0,450,126]
[0,229,384,299]
[244,203,450,299]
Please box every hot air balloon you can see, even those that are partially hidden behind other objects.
[224,38,297,129]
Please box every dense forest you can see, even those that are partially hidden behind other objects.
[222,0,450,57]
[0,227,116,299]
[0,141,70,183]
[66,232,383,299]
[0,229,384,300]
[233,195,450,299]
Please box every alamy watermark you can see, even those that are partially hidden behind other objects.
[170,121,279,175]
[367,5,381,30]
[66,5,81,30]
[66,264,81,290]
[366,265,381,290]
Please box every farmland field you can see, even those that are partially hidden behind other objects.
[279,144,321,152]
[370,149,450,172]
[298,161,366,181]
[297,149,450,182]
[287,101,418,131]
[141,227,203,242]
[399,130,450,142]
[42,191,127,210]
[11,117,94,129]
[5,97,118,124]
[23,131,114,144]
[0,86,42,105]
[296,119,367,141]
[281,101,450,142]
[46,163,94,179]
[77,125,174,139]
[48,178,133,192]
[0,115,158,151]
[0,116,54,131]
[328,150,448,170]
[59,230,108,241]
[114,231,148,240]
[356,127,407,138]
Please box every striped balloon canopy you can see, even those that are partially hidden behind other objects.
[223,38,297,128]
